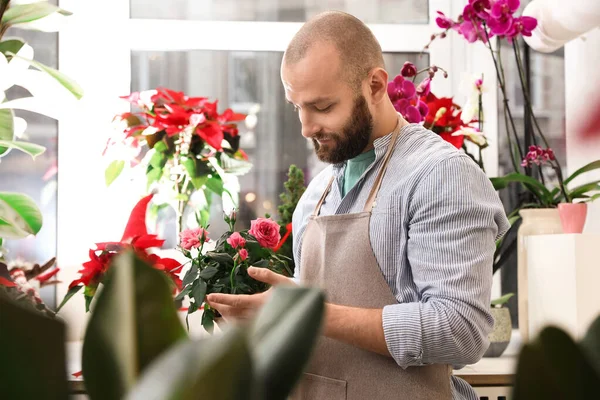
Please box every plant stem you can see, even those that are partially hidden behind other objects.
[484,31,523,171]
[0,1,10,39]
[229,260,237,292]
[512,41,551,148]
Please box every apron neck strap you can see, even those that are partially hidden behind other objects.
[312,176,335,217]
[363,116,403,213]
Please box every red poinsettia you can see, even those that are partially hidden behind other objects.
[60,194,183,312]
[421,93,466,149]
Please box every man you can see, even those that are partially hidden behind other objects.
[206,11,510,400]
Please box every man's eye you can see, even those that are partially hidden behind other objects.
[317,104,332,112]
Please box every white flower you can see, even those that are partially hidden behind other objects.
[459,73,487,124]
[452,127,488,146]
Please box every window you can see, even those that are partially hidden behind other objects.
[0,24,58,307]
[130,50,430,232]
[130,0,429,24]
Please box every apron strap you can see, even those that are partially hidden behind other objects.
[313,176,335,216]
[363,116,404,213]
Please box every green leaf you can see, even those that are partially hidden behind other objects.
[0,294,68,400]
[182,265,198,287]
[0,192,43,239]
[0,109,15,157]
[201,307,215,334]
[82,251,187,400]
[220,152,253,176]
[199,266,219,280]
[0,39,25,58]
[581,315,600,377]
[250,286,325,400]
[205,251,234,266]
[491,292,515,307]
[0,139,46,159]
[148,151,167,169]
[181,156,210,190]
[564,160,600,186]
[152,140,168,153]
[584,193,600,203]
[55,285,83,312]
[206,176,225,195]
[568,181,600,200]
[491,172,552,204]
[1,3,71,25]
[125,327,252,400]
[9,53,83,100]
[192,280,207,305]
[146,167,162,191]
[105,160,125,187]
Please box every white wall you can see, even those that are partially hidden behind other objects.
[565,28,600,234]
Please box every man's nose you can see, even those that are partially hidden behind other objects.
[299,110,320,139]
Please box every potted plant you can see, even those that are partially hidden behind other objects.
[485,293,515,357]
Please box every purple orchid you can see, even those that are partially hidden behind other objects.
[416,77,431,97]
[404,105,422,124]
[435,11,454,29]
[507,16,537,39]
[521,145,556,167]
[469,0,492,19]
[417,100,429,118]
[401,61,417,78]
[490,0,520,19]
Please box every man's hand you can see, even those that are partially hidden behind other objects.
[205,266,295,322]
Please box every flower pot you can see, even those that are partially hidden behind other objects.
[484,307,512,357]
[558,203,588,234]
[517,208,563,342]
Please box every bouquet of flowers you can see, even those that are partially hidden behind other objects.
[177,211,292,333]
[103,87,252,232]
[57,194,183,312]
[388,62,488,169]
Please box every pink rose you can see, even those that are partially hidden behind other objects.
[227,232,246,249]
[249,218,281,250]
[238,248,248,261]
[179,227,209,250]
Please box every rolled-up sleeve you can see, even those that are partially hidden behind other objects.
[382,155,510,368]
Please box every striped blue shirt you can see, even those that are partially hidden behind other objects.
[292,123,510,400]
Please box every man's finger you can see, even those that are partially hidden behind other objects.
[207,302,253,320]
[248,267,295,286]
[206,293,259,308]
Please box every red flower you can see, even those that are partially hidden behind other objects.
[249,218,281,250]
[439,132,465,149]
[146,254,183,292]
[196,122,224,150]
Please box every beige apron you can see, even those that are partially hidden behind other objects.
[294,117,452,400]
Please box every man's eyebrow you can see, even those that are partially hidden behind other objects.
[286,97,334,107]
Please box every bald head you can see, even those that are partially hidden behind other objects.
[283,11,385,91]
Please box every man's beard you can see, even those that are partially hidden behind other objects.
[312,95,374,164]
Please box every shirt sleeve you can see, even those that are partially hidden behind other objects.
[382,155,510,368]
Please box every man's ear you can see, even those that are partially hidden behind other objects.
[368,67,389,105]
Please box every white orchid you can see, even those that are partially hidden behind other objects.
[459,73,487,124]
[452,126,488,147]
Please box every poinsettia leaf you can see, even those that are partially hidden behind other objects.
[8,53,83,99]
[0,39,25,58]
[149,151,167,169]
[220,152,253,176]
[55,285,83,312]
[0,192,43,239]
[146,167,162,191]
[105,160,125,187]
[120,194,153,242]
